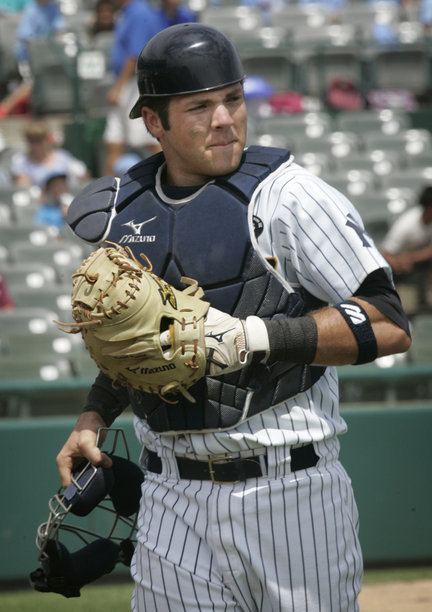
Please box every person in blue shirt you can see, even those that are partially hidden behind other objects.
[157,0,197,29]
[103,0,163,175]
[33,172,72,232]
[15,0,64,63]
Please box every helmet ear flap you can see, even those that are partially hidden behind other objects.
[30,538,121,598]
[67,464,115,517]
[109,455,144,517]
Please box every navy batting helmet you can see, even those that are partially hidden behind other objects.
[129,23,245,119]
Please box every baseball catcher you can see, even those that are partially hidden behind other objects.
[57,243,267,402]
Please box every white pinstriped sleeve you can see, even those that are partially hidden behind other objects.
[252,162,390,304]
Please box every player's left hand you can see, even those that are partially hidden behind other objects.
[160,307,269,377]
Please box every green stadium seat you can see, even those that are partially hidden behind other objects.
[12,286,72,319]
[379,167,432,192]
[294,152,333,177]
[297,131,361,159]
[4,329,83,362]
[368,43,431,95]
[28,38,77,115]
[255,112,332,140]
[334,109,411,136]
[9,241,84,282]
[363,129,432,158]
[0,308,59,338]
[321,169,376,197]
[0,355,74,383]
[0,225,50,251]
[0,262,57,292]
[410,315,432,363]
[242,54,296,92]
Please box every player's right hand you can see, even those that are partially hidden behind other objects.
[56,411,112,487]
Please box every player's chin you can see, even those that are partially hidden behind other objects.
[207,142,244,175]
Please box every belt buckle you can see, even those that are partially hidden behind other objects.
[207,456,231,483]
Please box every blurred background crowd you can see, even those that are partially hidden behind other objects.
[0,0,431,406]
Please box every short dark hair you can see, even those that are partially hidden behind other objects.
[139,96,171,131]
[418,185,432,208]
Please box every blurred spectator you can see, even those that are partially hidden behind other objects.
[420,0,432,32]
[381,185,432,309]
[157,0,197,29]
[0,0,64,117]
[88,0,116,40]
[103,0,163,175]
[381,186,432,275]
[0,273,15,309]
[0,0,30,13]
[33,171,72,231]
[15,0,64,63]
[112,151,142,176]
[10,120,90,189]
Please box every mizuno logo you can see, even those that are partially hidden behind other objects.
[340,303,366,325]
[122,216,157,235]
[206,328,236,343]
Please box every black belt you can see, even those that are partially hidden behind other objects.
[146,443,319,483]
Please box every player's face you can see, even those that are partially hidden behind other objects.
[143,83,247,186]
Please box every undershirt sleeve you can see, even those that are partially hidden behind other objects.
[82,371,130,426]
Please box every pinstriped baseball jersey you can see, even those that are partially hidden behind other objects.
[133,156,389,458]
[131,154,387,611]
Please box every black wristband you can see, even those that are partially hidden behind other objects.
[264,315,318,364]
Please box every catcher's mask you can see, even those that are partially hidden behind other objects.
[129,23,245,118]
[29,429,143,598]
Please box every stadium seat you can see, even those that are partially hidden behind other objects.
[200,6,262,38]
[367,43,432,95]
[3,329,83,362]
[337,2,399,30]
[9,241,84,282]
[410,315,432,362]
[321,169,376,198]
[294,152,333,177]
[242,54,296,93]
[255,112,332,141]
[0,308,59,338]
[0,225,50,252]
[0,262,57,292]
[334,109,411,136]
[334,150,402,181]
[28,38,78,115]
[297,131,361,159]
[0,12,20,90]
[379,167,432,192]
[363,129,432,158]
[12,286,72,319]
[0,355,74,383]
[270,5,332,31]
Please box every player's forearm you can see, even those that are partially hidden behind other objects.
[262,298,411,367]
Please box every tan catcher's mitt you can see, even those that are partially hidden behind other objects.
[58,243,210,402]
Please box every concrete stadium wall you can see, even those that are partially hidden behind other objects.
[0,405,431,582]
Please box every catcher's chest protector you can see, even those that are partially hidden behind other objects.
[71,146,325,433]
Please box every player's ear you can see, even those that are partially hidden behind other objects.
[141,107,163,140]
